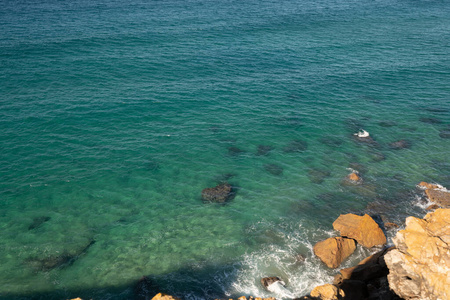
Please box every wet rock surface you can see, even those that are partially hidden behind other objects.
[260,276,284,290]
[418,181,450,208]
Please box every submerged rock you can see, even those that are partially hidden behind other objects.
[378,121,397,127]
[419,117,442,124]
[26,239,95,271]
[332,214,386,248]
[256,145,274,156]
[389,139,411,150]
[307,168,331,184]
[145,161,160,171]
[28,216,51,230]
[318,136,344,148]
[384,209,450,300]
[369,151,386,162]
[264,164,283,176]
[228,146,245,156]
[282,139,308,153]
[201,183,233,203]
[313,237,356,269]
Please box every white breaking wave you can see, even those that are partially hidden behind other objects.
[353,129,370,138]
[224,222,340,299]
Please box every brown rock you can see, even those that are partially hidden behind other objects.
[425,188,450,208]
[151,293,181,300]
[313,237,356,268]
[384,222,399,229]
[201,183,233,203]
[418,181,439,190]
[310,284,345,300]
[347,172,361,182]
[384,209,450,300]
[426,204,440,211]
[418,182,450,208]
[260,276,284,290]
[333,214,386,248]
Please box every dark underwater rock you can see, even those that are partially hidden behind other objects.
[256,145,274,156]
[419,117,442,124]
[353,135,379,147]
[228,146,245,156]
[213,173,236,183]
[201,183,233,203]
[307,168,331,184]
[264,164,283,176]
[282,139,308,153]
[28,216,51,230]
[389,139,411,150]
[26,239,95,271]
[145,161,160,171]
[369,150,386,162]
[318,136,344,147]
[208,125,221,133]
[378,121,397,127]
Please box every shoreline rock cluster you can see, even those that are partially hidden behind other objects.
[313,213,386,270]
[70,183,450,300]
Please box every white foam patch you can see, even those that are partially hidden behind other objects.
[412,194,433,210]
[223,223,343,299]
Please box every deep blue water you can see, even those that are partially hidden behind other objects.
[1,0,449,299]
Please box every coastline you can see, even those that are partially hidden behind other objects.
[69,181,450,300]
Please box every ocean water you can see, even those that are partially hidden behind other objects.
[0,0,449,299]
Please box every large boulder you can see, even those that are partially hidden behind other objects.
[310,284,345,300]
[332,214,386,248]
[384,209,450,300]
[201,183,233,203]
[313,237,356,268]
[418,182,450,208]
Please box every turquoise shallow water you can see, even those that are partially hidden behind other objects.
[1,0,449,299]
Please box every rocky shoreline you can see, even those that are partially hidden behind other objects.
[71,182,450,300]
